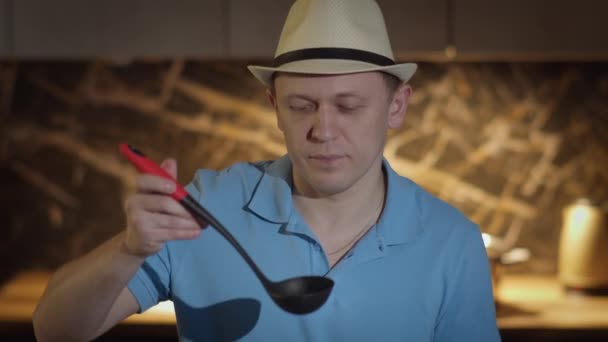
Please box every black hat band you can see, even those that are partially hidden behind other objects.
[272,47,395,68]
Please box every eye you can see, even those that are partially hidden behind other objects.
[288,100,315,112]
[289,105,307,111]
[337,104,362,113]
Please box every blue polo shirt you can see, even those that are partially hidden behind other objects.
[127,156,500,341]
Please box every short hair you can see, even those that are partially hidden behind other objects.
[380,72,403,96]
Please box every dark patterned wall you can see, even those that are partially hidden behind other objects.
[1,60,607,284]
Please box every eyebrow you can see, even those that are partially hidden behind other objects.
[284,92,364,101]
[335,92,364,100]
[285,94,315,102]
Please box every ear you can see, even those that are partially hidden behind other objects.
[387,84,412,129]
[266,89,284,132]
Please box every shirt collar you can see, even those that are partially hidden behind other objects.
[376,158,424,246]
[245,156,424,245]
[245,156,294,224]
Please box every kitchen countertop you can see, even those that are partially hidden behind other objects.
[0,272,176,326]
[1,271,608,337]
[496,275,608,329]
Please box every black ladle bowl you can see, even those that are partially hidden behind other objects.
[181,195,334,314]
[120,143,334,314]
[267,276,335,314]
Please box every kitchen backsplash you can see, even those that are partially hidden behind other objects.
[1,60,606,284]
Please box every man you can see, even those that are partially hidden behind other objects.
[33,0,500,341]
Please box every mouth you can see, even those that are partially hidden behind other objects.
[307,154,346,169]
[309,154,344,161]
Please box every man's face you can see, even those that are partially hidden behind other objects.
[269,72,411,196]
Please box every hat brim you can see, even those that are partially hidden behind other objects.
[248,59,417,87]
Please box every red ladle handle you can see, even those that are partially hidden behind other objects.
[119,143,188,201]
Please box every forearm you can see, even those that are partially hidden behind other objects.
[33,232,144,341]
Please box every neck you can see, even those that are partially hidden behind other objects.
[292,159,386,235]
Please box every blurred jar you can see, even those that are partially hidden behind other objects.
[558,199,608,291]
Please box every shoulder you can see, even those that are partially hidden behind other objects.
[399,179,486,269]
[411,179,477,233]
[391,171,477,232]
[186,160,273,200]
[386,170,480,249]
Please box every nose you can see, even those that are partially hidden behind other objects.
[308,106,338,142]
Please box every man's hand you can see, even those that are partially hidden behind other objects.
[123,158,201,257]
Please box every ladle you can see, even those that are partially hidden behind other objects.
[120,143,334,314]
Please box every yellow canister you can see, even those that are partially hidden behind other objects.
[558,199,608,290]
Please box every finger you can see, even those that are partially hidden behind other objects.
[128,194,193,219]
[161,158,177,180]
[159,158,208,228]
[135,174,176,195]
[128,210,200,241]
[158,225,201,241]
[151,212,201,231]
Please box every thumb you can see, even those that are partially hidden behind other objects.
[160,158,178,180]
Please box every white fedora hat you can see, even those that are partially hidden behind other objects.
[248,0,417,87]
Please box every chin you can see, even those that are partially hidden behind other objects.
[308,173,351,196]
